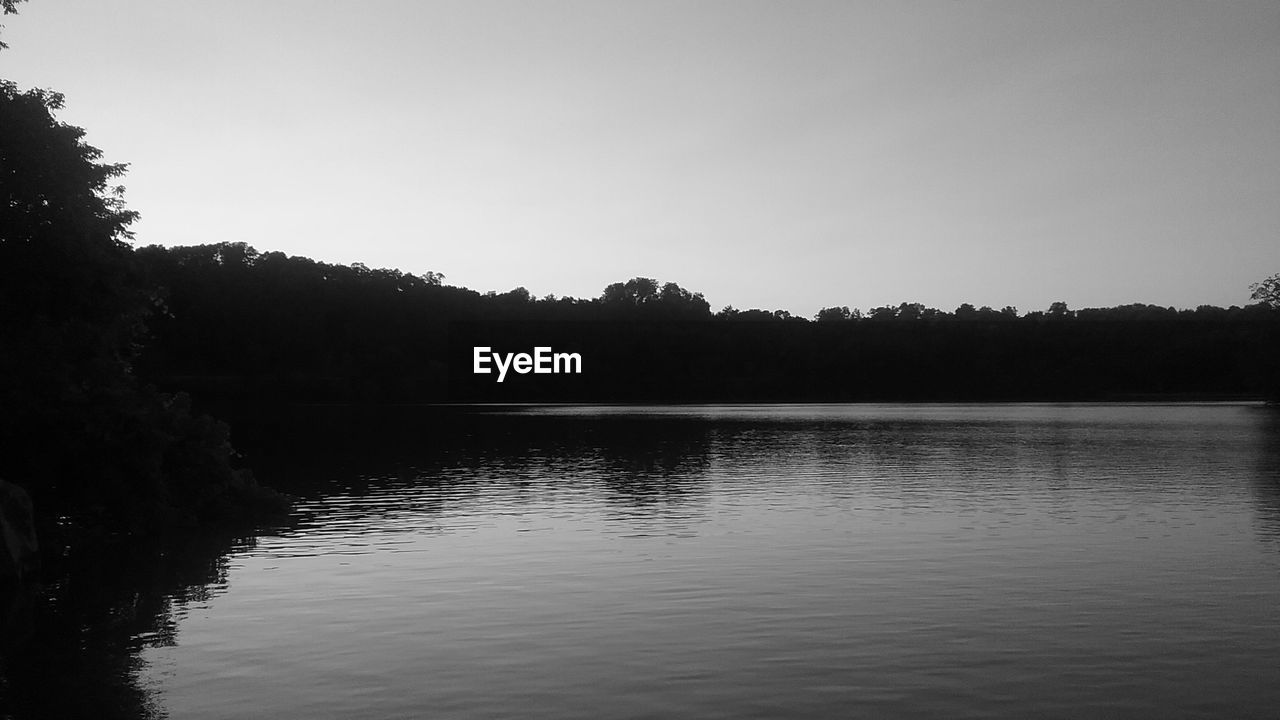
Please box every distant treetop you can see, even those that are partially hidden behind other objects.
[600,277,711,318]
[1250,273,1280,308]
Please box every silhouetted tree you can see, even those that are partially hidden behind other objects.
[0,84,281,530]
[497,286,532,304]
[815,306,852,322]
[0,80,144,426]
[600,277,710,318]
[0,0,28,50]
[867,305,897,321]
[1251,273,1280,308]
[602,277,660,306]
[1047,301,1072,319]
[716,306,802,321]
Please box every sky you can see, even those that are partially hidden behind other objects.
[3,1,1278,317]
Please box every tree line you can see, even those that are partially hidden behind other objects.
[127,240,1280,413]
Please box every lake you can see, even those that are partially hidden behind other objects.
[10,403,1280,718]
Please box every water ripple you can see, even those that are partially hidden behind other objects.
[146,403,1280,719]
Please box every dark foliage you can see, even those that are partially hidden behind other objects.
[130,241,1280,411]
[0,82,283,534]
[1252,274,1280,308]
[0,0,27,51]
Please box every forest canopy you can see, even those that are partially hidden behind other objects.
[123,240,1280,409]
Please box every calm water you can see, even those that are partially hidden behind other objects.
[27,404,1280,718]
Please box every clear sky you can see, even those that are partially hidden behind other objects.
[4,1,1278,317]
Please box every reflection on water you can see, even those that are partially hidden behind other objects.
[0,526,259,719]
[1250,410,1280,545]
[4,404,1280,718]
